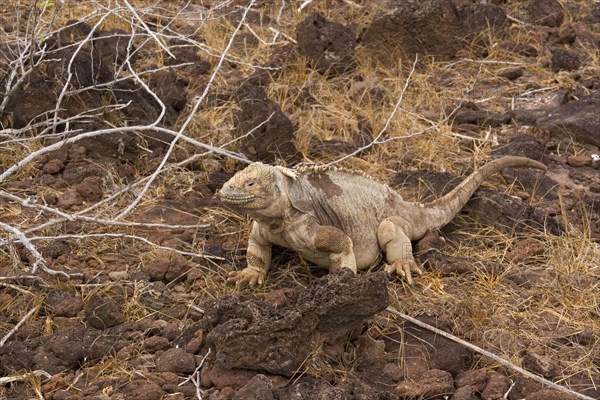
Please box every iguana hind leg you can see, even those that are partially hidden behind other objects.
[377,217,423,284]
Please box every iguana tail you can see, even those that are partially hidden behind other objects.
[419,156,546,235]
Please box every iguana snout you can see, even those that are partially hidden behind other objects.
[218,162,281,211]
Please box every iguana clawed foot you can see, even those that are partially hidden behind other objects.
[384,259,423,285]
[228,267,265,286]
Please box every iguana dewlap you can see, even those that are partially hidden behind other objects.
[218,156,546,285]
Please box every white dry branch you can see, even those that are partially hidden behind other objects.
[324,55,422,167]
[0,0,265,279]
[0,369,51,385]
[113,0,257,221]
[23,232,226,263]
[0,303,41,347]
[386,306,597,400]
[0,221,72,277]
[180,348,212,400]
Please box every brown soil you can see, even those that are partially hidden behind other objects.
[0,1,599,399]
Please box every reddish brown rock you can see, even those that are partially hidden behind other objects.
[204,362,257,391]
[84,294,123,330]
[57,190,83,210]
[481,370,511,399]
[567,154,592,167]
[74,175,103,201]
[523,348,561,378]
[362,0,465,66]
[45,289,84,318]
[295,12,356,76]
[122,379,165,400]
[394,369,455,398]
[156,347,196,374]
[42,159,64,174]
[456,368,487,391]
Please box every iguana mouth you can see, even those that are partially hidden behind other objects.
[221,196,255,205]
[218,190,256,205]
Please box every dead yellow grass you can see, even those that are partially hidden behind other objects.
[1,1,599,398]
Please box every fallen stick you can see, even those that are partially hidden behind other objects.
[386,306,596,400]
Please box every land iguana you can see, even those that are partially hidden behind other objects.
[218,156,546,286]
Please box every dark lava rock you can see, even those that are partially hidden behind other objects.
[362,0,465,66]
[458,3,508,35]
[499,40,538,57]
[42,159,65,174]
[392,163,561,236]
[452,109,511,128]
[45,328,115,367]
[535,90,600,147]
[522,348,561,378]
[460,186,561,235]
[394,369,455,398]
[147,69,188,125]
[295,12,356,76]
[84,294,124,329]
[0,20,168,166]
[234,82,300,164]
[550,47,582,72]
[499,67,524,81]
[0,340,33,373]
[61,159,107,184]
[156,347,196,374]
[40,239,72,259]
[57,190,84,210]
[45,289,84,318]
[491,136,558,197]
[451,385,480,400]
[397,315,473,377]
[5,326,120,374]
[232,374,274,400]
[122,379,166,400]
[75,175,104,202]
[527,0,564,27]
[481,370,511,399]
[203,269,388,377]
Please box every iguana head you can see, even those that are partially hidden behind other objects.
[218,162,295,217]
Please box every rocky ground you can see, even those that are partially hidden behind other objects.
[0,0,599,399]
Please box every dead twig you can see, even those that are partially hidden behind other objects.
[114,0,257,221]
[0,303,41,347]
[386,306,597,400]
[0,369,51,385]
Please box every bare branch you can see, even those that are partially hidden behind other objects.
[386,306,597,400]
[0,222,74,277]
[0,303,41,347]
[113,0,257,220]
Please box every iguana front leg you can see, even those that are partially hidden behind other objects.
[228,222,272,286]
[377,217,423,284]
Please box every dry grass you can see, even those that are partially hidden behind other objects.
[1,0,599,398]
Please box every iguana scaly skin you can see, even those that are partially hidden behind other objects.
[218,156,546,285]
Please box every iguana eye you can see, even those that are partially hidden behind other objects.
[245,180,256,189]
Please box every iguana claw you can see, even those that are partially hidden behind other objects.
[384,259,423,285]
[228,267,265,286]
